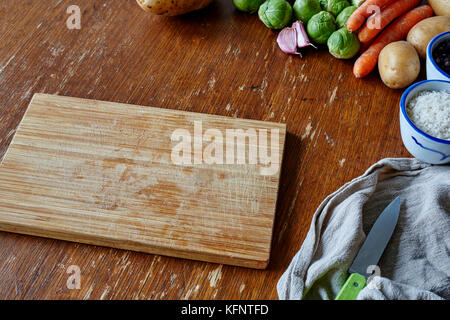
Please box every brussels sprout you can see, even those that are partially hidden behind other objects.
[259,0,293,29]
[307,11,336,44]
[335,5,356,28]
[293,0,321,23]
[327,27,360,59]
[319,0,328,10]
[233,0,266,13]
[325,0,350,16]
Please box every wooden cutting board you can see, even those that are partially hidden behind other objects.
[0,94,286,269]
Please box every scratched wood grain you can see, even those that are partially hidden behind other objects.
[0,93,285,269]
[0,0,411,299]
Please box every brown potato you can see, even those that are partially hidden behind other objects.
[136,0,213,16]
[378,41,420,89]
[407,16,450,58]
[428,0,450,16]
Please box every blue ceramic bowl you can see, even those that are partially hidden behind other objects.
[399,80,450,164]
[426,31,450,81]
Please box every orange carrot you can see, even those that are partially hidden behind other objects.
[347,0,397,32]
[353,5,434,78]
[358,0,421,44]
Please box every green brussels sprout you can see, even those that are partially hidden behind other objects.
[258,0,293,29]
[307,11,336,44]
[335,5,357,28]
[233,0,266,14]
[293,0,321,23]
[327,27,360,59]
[325,0,350,16]
[319,0,328,10]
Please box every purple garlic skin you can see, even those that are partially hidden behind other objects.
[277,21,317,55]
[293,21,316,49]
[277,25,300,55]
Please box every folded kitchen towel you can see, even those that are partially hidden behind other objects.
[277,158,449,300]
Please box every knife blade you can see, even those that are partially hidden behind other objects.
[335,196,401,300]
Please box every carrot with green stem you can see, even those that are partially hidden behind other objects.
[353,5,434,78]
[347,0,397,32]
[358,0,421,44]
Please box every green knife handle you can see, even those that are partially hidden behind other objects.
[335,273,367,300]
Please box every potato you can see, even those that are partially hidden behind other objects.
[378,41,420,89]
[136,0,213,16]
[407,16,450,58]
[428,0,450,16]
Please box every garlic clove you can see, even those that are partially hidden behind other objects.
[277,26,301,55]
[293,21,317,49]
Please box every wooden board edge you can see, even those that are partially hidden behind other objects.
[0,93,40,165]
[0,221,270,269]
[264,126,287,269]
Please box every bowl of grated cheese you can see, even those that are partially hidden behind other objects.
[400,79,450,164]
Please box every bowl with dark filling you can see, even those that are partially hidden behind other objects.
[426,31,450,81]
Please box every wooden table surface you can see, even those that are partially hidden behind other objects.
[0,0,413,299]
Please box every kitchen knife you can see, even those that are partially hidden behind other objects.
[335,196,401,300]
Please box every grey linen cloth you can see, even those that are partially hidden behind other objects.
[277,158,450,300]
